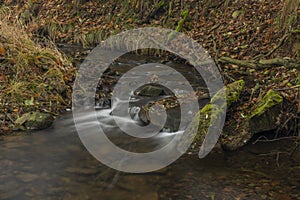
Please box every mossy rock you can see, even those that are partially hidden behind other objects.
[248,90,283,133]
[178,80,244,153]
[15,112,54,130]
[137,85,166,97]
[211,79,245,106]
[190,103,224,147]
[222,90,283,151]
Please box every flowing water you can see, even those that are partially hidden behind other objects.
[0,53,299,200]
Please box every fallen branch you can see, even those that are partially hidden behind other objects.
[219,56,300,69]
[275,85,300,91]
[253,136,300,145]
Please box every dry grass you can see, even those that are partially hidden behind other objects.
[0,7,75,130]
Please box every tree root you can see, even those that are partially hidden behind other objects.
[219,56,300,70]
[254,33,290,60]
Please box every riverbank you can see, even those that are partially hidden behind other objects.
[0,1,299,141]
[0,12,75,132]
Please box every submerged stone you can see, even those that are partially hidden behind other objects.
[15,112,54,130]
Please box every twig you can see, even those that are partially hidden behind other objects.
[208,24,220,33]
[275,85,300,91]
[276,152,280,167]
[219,56,257,68]
[5,114,15,125]
[253,136,300,144]
[291,142,300,158]
[212,37,221,70]
[275,115,293,138]
[108,171,121,189]
[254,33,290,60]
[252,135,268,144]
[266,33,290,58]
[219,56,300,69]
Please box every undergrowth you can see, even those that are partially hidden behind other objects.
[0,7,75,131]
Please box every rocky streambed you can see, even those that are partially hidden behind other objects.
[91,54,286,153]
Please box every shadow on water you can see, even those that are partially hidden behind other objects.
[0,54,299,200]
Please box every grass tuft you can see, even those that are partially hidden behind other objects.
[0,8,75,130]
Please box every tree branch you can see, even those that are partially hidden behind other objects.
[219,57,300,70]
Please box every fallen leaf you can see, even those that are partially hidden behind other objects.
[0,47,6,55]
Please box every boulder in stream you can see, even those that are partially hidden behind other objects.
[137,80,283,152]
[178,80,245,153]
[139,96,182,132]
[138,93,210,132]
[136,84,170,97]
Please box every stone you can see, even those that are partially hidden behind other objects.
[222,90,283,151]
[177,80,245,153]
[138,93,204,132]
[139,97,182,132]
[137,85,166,97]
[15,112,54,130]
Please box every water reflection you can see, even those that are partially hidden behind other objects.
[0,111,299,200]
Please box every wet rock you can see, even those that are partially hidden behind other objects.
[139,97,179,131]
[136,85,168,97]
[15,112,54,130]
[178,80,244,154]
[137,87,210,132]
[222,90,283,151]
[249,90,282,133]
[95,97,111,109]
[139,96,198,132]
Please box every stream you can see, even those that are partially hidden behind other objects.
[0,52,299,200]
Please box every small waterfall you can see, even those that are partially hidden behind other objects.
[129,106,141,121]
[95,98,111,109]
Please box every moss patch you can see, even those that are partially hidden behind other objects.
[249,90,283,118]
[222,90,283,151]
[179,80,245,152]
[15,112,54,130]
[211,79,245,106]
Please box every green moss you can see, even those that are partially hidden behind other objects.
[203,102,225,120]
[156,0,165,9]
[292,29,300,33]
[168,1,173,17]
[0,18,73,131]
[168,9,189,40]
[211,80,245,107]
[178,80,245,152]
[249,90,283,118]
[15,112,54,130]
[175,9,189,32]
